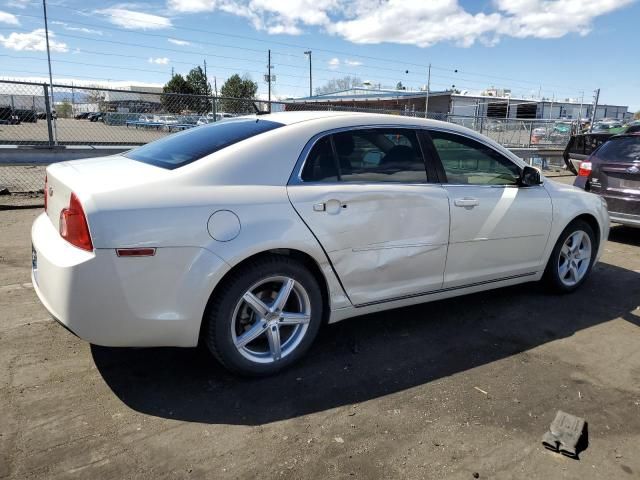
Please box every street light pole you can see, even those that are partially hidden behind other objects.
[42,0,57,145]
[424,63,431,119]
[304,50,312,97]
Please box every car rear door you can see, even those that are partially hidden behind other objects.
[425,128,553,288]
[589,135,640,221]
[287,127,450,306]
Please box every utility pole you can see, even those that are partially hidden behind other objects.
[589,88,600,132]
[424,63,431,119]
[171,66,174,77]
[42,0,57,145]
[304,50,312,97]
[203,59,212,115]
[267,49,272,112]
[213,76,217,120]
[577,90,584,122]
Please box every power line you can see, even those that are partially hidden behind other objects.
[17,7,594,93]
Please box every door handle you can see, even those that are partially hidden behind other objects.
[314,199,346,214]
[454,197,479,208]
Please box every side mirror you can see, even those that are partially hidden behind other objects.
[520,165,542,187]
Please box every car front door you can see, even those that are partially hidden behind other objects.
[287,127,450,306]
[426,129,553,289]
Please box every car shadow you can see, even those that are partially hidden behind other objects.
[92,261,639,426]
[609,225,640,247]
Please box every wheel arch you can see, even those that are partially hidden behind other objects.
[198,248,331,344]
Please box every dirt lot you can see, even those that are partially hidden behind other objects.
[1,192,639,479]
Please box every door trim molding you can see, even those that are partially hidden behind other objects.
[354,271,537,307]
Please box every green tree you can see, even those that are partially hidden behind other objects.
[57,101,72,118]
[186,66,212,113]
[635,110,640,120]
[219,74,258,114]
[161,74,195,113]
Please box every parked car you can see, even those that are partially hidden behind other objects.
[14,109,37,123]
[563,132,614,174]
[74,112,91,120]
[591,121,625,134]
[88,112,104,122]
[574,133,640,227]
[0,106,20,124]
[36,110,57,120]
[32,112,609,376]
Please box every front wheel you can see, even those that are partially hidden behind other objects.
[204,255,323,376]
[543,219,597,293]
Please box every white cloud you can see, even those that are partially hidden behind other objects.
[495,0,634,38]
[167,0,217,12]
[5,0,31,8]
[168,37,190,46]
[344,59,362,66]
[0,28,68,52]
[149,57,170,64]
[51,21,102,35]
[165,0,634,46]
[96,8,172,30]
[329,0,502,48]
[328,57,340,69]
[0,10,19,25]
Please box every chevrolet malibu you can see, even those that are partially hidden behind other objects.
[32,111,610,376]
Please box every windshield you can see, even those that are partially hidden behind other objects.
[125,118,284,169]
[594,136,640,163]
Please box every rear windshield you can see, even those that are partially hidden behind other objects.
[124,118,284,169]
[594,136,640,163]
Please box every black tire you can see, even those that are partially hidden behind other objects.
[543,219,597,293]
[204,255,323,376]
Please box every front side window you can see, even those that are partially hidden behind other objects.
[301,128,427,183]
[429,130,520,185]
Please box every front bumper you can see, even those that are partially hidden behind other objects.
[31,213,230,347]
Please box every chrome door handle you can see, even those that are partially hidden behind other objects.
[313,202,326,212]
[454,197,479,208]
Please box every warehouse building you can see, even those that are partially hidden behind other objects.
[287,88,629,121]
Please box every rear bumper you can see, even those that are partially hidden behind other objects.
[31,213,230,347]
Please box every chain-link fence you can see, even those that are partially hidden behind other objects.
[1,79,574,197]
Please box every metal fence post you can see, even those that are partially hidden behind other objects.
[42,83,54,147]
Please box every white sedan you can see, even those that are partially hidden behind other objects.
[32,111,609,376]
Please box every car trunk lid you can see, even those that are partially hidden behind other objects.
[45,154,170,232]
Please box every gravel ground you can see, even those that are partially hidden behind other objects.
[1,184,639,479]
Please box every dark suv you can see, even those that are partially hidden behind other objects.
[574,133,640,227]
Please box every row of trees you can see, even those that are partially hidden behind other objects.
[161,66,258,114]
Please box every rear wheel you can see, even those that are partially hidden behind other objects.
[543,220,596,293]
[204,255,323,376]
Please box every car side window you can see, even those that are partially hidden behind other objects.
[337,129,428,183]
[429,130,520,185]
[300,129,428,183]
[300,137,338,183]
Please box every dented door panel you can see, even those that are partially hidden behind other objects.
[287,183,450,305]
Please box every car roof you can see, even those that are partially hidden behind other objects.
[237,110,456,129]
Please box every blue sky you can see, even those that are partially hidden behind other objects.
[0,0,638,110]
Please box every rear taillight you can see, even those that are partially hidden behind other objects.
[59,192,93,251]
[578,161,592,177]
[44,174,48,212]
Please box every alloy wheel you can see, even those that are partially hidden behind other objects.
[231,276,311,364]
[557,230,592,287]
